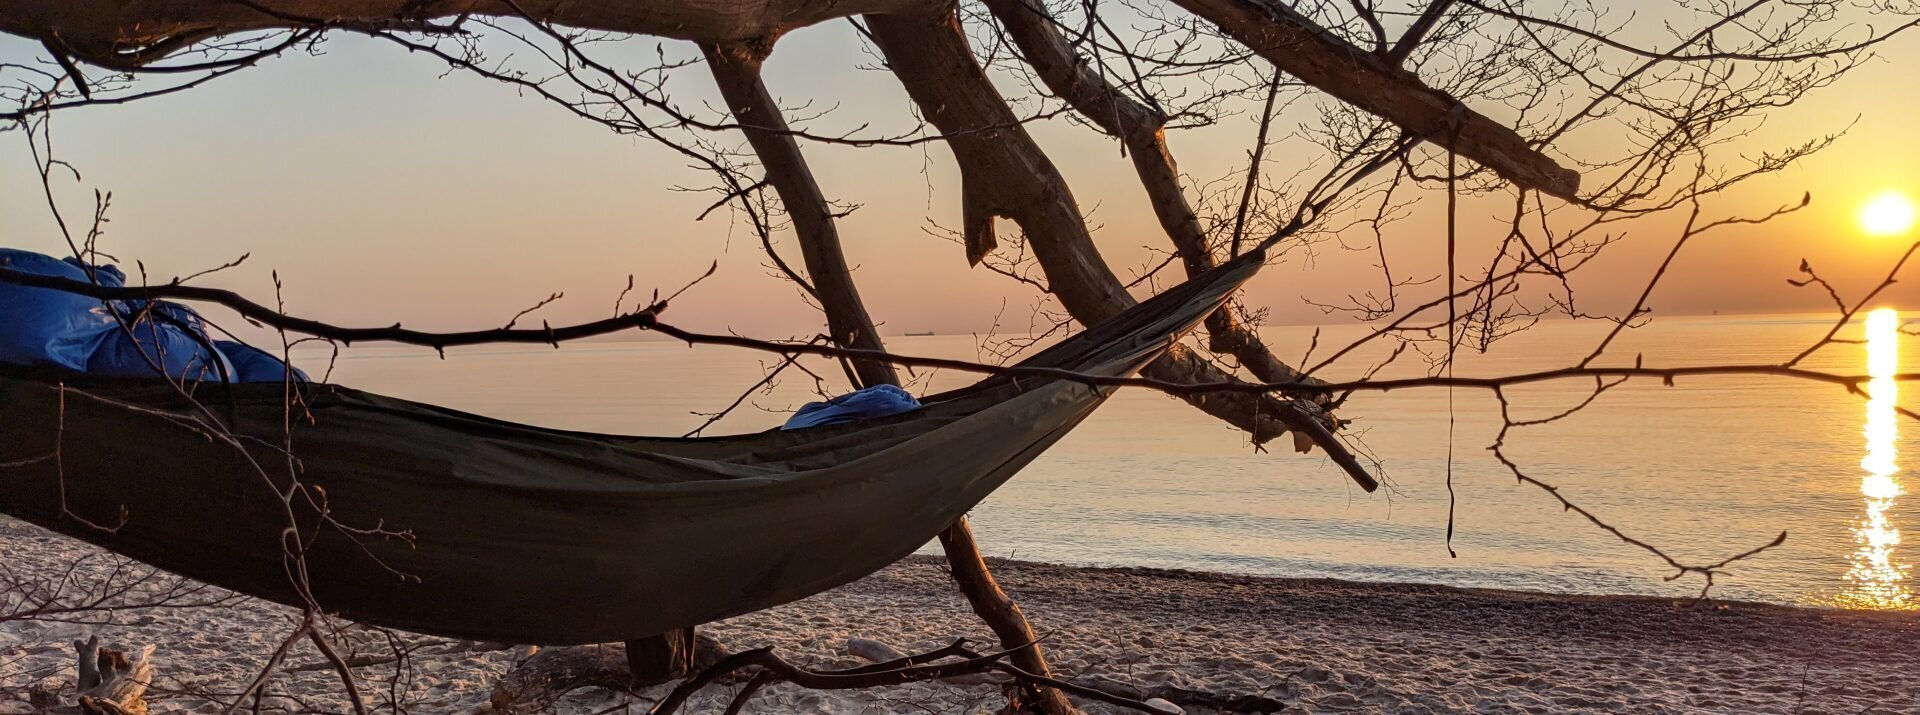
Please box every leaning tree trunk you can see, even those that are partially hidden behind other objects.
[621,41,902,683]
[1166,0,1579,199]
[982,0,1321,390]
[703,42,1078,714]
[864,6,1376,490]
[701,44,899,389]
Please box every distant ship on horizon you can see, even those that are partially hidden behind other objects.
[905,331,936,337]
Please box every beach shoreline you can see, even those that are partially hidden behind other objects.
[4,518,1917,713]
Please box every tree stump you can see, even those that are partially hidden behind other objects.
[624,626,698,684]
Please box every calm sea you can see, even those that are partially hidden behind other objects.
[297,313,1917,608]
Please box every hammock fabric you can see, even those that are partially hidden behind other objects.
[0,255,1260,645]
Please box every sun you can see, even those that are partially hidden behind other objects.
[1860,190,1918,237]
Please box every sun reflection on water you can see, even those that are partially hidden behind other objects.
[1835,308,1914,610]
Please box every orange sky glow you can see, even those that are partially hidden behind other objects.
[1,13,1917,345]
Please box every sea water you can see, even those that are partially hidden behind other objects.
[298,313,1916,608]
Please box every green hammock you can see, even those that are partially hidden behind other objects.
[0,255,1259,645]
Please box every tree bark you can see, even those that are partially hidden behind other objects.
[3,0,1573,205]
[69,637,153,715]
[866,6,1376,490]
[935,518,1078,713]
[624,626,698,684]
[3,0,926,64]
[1167,0,1579,199]
[704,41,1077,714]
[982,0,1326,394]
[703,44,900,389]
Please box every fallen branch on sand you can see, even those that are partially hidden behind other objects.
[652,638,1178,714]
[850,638,1292,713]
[486,636,729,714]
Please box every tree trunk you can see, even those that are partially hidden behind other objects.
[982,0,1330,396]
[4,0,928,63]
[703,43,900,389]
[935,517,1079,713]
[3,0,1572,205]
[1167,0,1578,198]
[865,6,1376,490]
[704,41,1077,714]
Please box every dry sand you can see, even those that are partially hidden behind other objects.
[3,515,1917,713]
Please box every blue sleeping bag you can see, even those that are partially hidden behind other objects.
[0,248,302,382]
[782,384,922,430]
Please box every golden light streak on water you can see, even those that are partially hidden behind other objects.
[1835,308,1914,610]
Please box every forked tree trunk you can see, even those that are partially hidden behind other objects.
[2,0,1575,201]
[982,0,1322,389]
[702,42,1078,714]
[864,7,1374,491]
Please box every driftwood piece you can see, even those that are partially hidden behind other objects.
[487,636,729,714]
[847,638,1008,686]
[1068,674,1289,714]
[67,637,154,715]
[849,639,1291,714]
[655,639,1176,715]
[488,644,629,714]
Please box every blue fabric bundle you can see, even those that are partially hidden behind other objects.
[782,384,922,430]
[0,248,303,382]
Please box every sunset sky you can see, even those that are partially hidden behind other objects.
[1,11,1917,343]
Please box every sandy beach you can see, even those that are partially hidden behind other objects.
[3,515,1916,713]
[5,0,1920,707]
